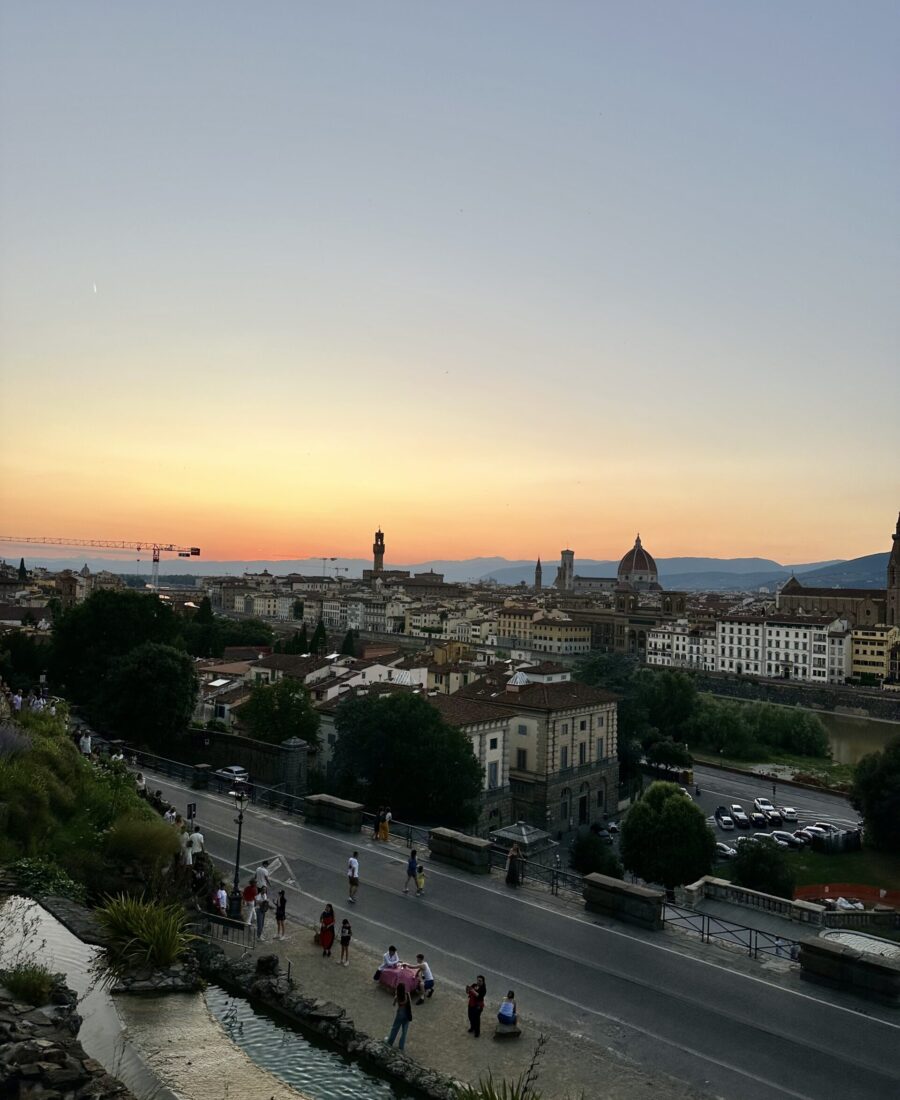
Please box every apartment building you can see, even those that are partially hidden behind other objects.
[851,624,900,681]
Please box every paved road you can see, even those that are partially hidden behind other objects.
[693,763,858,828]
[151,770,899,1100]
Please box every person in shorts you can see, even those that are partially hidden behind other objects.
[347,851,360,903]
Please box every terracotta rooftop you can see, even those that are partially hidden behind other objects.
[457,670,617,711]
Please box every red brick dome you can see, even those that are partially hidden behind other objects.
[618,534,657,580]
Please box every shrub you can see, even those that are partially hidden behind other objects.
[11,857,86,903]
[95,894,196,973]
[0,722,30,758]
[569,833,623,879]
[1,962,56,1006]
[732,837,796,899]
[105,814,180,870]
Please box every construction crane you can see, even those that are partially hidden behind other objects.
[0,536,200,592]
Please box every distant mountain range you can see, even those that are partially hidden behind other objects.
[4,550,889,592]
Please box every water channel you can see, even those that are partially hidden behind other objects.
[0,898,406,1100]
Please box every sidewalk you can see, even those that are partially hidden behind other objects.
[236,899,710,1100]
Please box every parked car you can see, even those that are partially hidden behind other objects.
[771,830,805,849]
[714,806,735,830]
[763,808,783,826]
[733,835,759,848]
[213,765,249,787]
[749,811,767,828]
[795,826,828,842]
[779,806,798,822]
[730,804,750,828]
[812,822,841,835]
[716,842,737,859]
[754,832,787,847]
[754,797,776,813]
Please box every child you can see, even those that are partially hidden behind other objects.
[415,864,426,896]
[339,918,352,966]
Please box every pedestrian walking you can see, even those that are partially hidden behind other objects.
[275,890,287,939]
[404,850,418,894]
[213,882,228,916]
[347,851,360,903]
[466,976,486,1037]
[505,843,521,887]
[385,983,412,1051]
[189,826,205,856]
[241,878,258,925]
[415,863,426,896]
[339,919,352,966]
[135,773,147,798]
[374,807,385,841]
[179,828,194,868]
[254,887,269,940]
[255,860,271,891]
[380,806,392,842]
[414,954,434,1004]
[497,991,517,1025]
[319,903,336,957]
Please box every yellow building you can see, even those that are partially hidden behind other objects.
[851,624,900,681]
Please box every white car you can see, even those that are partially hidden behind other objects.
[779,806,798,822]
[716,842,737,859]
[717,815,735,831]
[754,832,787,847]
[812,822,841,835]
[213,765,249,787]
[754,797,776,813]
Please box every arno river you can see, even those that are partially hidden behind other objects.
[815,710,900,765]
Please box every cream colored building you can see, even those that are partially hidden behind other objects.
[851,624,900,681]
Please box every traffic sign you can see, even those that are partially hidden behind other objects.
[187,802,197,820]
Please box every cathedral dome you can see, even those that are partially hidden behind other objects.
[617,535,658,586]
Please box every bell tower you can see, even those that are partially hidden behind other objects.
[888,512,900,627]
[373,528,385,574]
[534,557,542,592]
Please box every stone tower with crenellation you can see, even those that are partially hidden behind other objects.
[373,528,385,574]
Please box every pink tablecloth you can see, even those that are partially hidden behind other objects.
[379,965,419,994]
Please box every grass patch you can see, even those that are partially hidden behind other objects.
[1,962,55,1006]
[714,847,900,891]
[693,750,854,788]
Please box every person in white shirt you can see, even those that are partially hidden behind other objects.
[189,826,205,855]
[414,954,434,1004]
[180,829,193,867]
[255,861,270,890]
[214,883,228,915]
[374,945,400,981]
[79,733,92,756]
[347,852,360,903]
[164,808,176,824]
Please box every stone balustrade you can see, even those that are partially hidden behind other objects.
[302,794,364,833]
[583,873,665,930]
[428,828,492,874]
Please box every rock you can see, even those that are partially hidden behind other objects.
[493,1021,522,1039]
[255,954,280,976]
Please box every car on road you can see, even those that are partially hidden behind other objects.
[771,830,805,849]
[730,804,750,828]
[716,842,737,860]
[754,832,787,847]
[212,765,249,787]
[749,811,767,828]
[754,797,776,813]
[763,808,783,826]
[779,806,798,822]
[714,806,735,830]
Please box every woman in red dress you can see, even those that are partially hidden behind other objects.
[319,903,336,957]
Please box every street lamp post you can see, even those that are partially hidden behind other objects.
[227,787,248,920]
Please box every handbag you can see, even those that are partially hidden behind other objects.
[312,927,321,945]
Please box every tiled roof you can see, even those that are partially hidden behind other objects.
[426,693,515,727]
[457,670,617,712]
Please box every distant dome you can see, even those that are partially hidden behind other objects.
[617,534,659,589]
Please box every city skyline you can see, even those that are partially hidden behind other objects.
[1,3,897,563]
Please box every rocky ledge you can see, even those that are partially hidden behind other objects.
[196,943,461,1100]
[0,978,135,1100]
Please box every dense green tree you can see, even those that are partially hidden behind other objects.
[850,736,900,853]
[292,599,304,621]
[17,558,27,581]
[331,693,482,826]
[194,596,214,624]
[731,837,796,898]
[645,738,693,770]
[0,630,49,691]
[278,627,309,655]
[340,629,357,657]
[51,590,180,709]
[310,620,327,654]
[180,596,220,657]
[573,652,639,695]
[569,832,623,878]
[98,642,198,751]
[620,781,716,889]
[236,678,320,748]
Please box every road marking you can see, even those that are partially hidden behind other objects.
[152,773,900,1033]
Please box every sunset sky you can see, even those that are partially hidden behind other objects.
[1,2,897,566]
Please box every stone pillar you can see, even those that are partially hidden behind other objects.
[192,763,211,790]
[280,738,308,795]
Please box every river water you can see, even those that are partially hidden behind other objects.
[816,711,900,766]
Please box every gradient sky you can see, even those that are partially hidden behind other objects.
[1,2,897,566]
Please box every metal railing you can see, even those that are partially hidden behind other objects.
[487,846,585,898]
[664,902,799,960]
[193,912,258,952]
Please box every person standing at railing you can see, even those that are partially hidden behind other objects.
[505,844,522,888]
[380,806,392,842]
[241,879,257,925]
[275,890,287,940]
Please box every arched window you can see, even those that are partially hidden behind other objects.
[560,787,571,821]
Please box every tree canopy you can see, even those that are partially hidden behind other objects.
[98,642,198,752]
[731,837,796,899]
[51,589,181,710]
[330,693,483,826]
[620,781,716,889]
[850,735,900,853]
[569,832,623,879]
[310,620,327,654]
[236,678,320,749]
